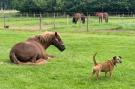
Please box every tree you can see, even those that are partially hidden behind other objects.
[9,0,135,13]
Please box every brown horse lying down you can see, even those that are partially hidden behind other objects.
[72,13,86,24]
[10,32,65,65]
[96,12,109,23]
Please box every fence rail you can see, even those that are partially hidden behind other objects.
[0,12,135,31]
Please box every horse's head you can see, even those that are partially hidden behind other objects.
[96,12,100,16]
[81,14,85,24]
[52,32,65,51]
[33,32,65,51]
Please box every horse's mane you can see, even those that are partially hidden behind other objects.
[40,32,55,42]
[27,32,60,49]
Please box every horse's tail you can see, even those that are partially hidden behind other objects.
[93,52,98,65]
[10,52,39,65]
[10,52,20,64]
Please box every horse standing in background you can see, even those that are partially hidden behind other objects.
[72,13,86,24]
[96,12,109,23]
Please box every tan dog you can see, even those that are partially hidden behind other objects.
[90,53,122,80]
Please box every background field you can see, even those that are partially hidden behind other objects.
[1,14,135,31]
[0,17,135,89]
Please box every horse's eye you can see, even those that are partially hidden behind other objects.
[57,37,61,41]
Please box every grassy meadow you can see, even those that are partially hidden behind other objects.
[0,16,135,89]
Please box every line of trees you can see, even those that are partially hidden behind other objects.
[0,0,11,10]
[1,0,135,13]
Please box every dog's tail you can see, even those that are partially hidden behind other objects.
[93,52,98,65]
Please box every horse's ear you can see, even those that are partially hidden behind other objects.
[55,32,58,36]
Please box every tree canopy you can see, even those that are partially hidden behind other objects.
[1,0,135,13]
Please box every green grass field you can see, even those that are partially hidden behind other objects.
[0,17,135,89]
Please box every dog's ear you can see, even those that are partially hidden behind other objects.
[113,56,116,60]
[113,56,117,66]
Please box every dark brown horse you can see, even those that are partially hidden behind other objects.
[96,12,109,23]
[10,32,65,65]
[72,13,86,24]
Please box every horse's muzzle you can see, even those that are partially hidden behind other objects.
[60,45,65,52]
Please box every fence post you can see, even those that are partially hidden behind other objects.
[66,15,69,25]
[39,13,42,30]
[20,14,22,17]
[26,13,29,17]
[64,12,66,17]
[53,12,56,30]
[3,15,6,30]
[47,12,49,17]
[2,9,5,30]
[87,12,89,32]
[57,13,59,17]
[34,13,35,18]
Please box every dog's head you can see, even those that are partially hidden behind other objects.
[113,56,122,65]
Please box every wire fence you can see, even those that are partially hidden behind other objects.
[1,12,135,31]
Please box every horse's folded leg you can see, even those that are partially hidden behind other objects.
[47,54,55,59]
[35,59,47,65]
[12,60,34,65]
[20,62,34,65]
[31,55,37,63]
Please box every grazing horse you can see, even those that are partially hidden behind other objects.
[10,32,65,65]
[96,12,109,23]
[72,13,86,24]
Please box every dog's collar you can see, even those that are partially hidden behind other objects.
[111,59,117,67]
[108,60,116,67]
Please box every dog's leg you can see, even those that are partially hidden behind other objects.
[96,71,100,80]
[109,71,112,78]
[89,70,95,79]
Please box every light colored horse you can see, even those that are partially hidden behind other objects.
[72,13,86,24]
[96,12,109,23]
